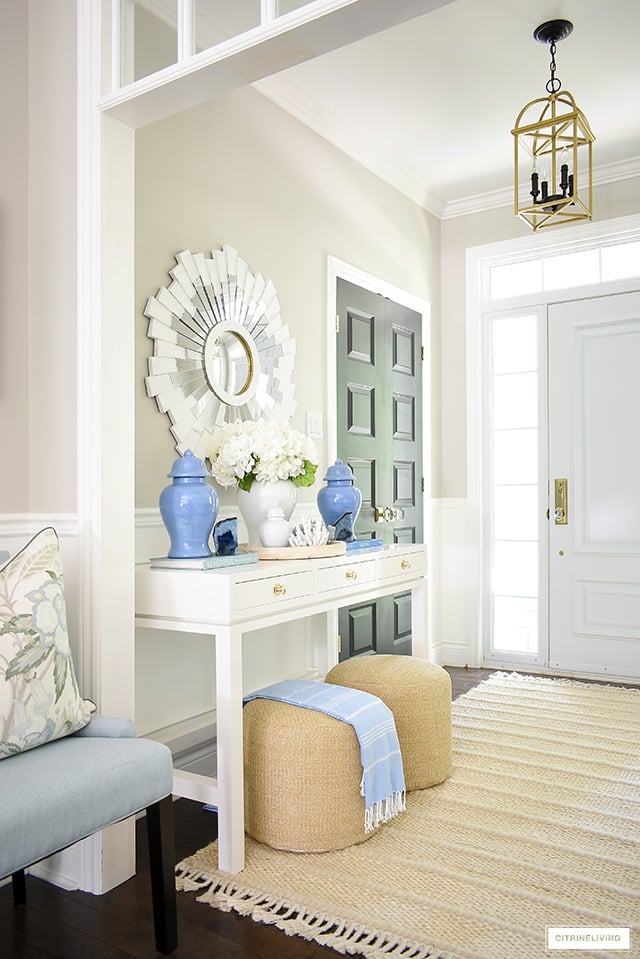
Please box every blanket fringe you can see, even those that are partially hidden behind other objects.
[175,863,455,959]
[364,788,406,833]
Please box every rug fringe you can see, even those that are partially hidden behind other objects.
[489,670,640,693]
[175,864,455,959]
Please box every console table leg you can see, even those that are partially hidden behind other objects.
[214,625,246,873]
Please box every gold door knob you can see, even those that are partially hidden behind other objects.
[273,583,287,596]
[375,506,407,523]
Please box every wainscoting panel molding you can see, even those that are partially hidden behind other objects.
[430,498,478,668]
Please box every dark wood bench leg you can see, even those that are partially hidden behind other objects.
[146,796,178,954]
[12,869,27,906]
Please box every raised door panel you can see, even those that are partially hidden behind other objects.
[389,302,422,546]
[548,291,640,677]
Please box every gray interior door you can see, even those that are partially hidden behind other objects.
[336,278,423,658]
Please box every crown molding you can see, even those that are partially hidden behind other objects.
[442,156,640,220]
[592,155,640,185]
[253,75,447,219]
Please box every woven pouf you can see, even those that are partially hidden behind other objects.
[325,656,452,791]
[243,698,373,852]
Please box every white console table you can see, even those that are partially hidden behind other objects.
[135,543,427,874]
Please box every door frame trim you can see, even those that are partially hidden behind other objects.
[466,213,640,671]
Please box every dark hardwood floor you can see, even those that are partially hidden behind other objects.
[0,665,610,958]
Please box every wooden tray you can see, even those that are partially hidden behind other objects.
[256,542,347,561]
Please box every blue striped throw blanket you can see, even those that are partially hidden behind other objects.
[244,679,406,832]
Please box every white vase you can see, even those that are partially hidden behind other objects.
[237,479,296,549]
[259,507,291,548]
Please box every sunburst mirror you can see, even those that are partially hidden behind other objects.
[144,245,296,457]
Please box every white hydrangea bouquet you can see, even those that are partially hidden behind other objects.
[208,420,318,492]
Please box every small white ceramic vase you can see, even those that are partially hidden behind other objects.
[237,479,296,550]
[259,507,290,548]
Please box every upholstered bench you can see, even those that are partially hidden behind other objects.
[1,528,177,953]
[243,697,374,852]
[325,655,453,790]
[0,715,177,953]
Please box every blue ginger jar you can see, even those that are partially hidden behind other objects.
[159,449,219,558]
[317,459,362,531]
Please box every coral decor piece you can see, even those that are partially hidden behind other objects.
[288,517,330,547]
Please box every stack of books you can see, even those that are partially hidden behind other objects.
[149,552,259,570]
[345,539,384,552]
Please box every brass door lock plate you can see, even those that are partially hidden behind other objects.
[554,478,568,525]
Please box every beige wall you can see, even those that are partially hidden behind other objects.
[135,84,441,507]
[0,0,77,513]
[28,0,78,511]
[440,177,640,498]
[0,2,29,510]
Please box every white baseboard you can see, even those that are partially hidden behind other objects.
[150,711,218,778]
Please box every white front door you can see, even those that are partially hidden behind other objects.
[548,291,640,677]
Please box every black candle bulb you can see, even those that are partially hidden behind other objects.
[530,171,540,200]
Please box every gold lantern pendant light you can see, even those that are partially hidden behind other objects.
[512,19,595,231]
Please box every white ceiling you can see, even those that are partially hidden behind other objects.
[254,0,640,218]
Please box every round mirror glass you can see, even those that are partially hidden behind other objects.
[205,329,253,400]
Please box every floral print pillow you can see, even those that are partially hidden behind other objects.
[0,527,95,758]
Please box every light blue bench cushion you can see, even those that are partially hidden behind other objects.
[0,716,173,879]
[73,714,137,739]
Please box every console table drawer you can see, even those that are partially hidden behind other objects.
[379,551,426,580]
[317,559,377,593]
[234,571,314,610]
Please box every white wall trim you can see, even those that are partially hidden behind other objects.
[77,0,102,714]
[99,0,446,129]
[429,497,477,667]
[0,514,79,538]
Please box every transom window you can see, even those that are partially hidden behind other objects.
[489,238,640,301]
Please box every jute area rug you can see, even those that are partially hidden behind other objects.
[175,673,640,959]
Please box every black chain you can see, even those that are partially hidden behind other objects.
[546,40,562,94]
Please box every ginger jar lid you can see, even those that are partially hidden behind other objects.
[322,459,355,484]
[167,449,210,479]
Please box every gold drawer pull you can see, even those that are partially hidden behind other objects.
[345,570,358,581]
[273,583,287,596]
[401,559,411,570]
